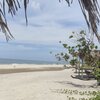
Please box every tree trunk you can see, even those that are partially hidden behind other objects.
[81,59,84,79]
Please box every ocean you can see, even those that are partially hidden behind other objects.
[0,58,67,64]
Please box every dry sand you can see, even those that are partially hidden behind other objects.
[0,64,99,100]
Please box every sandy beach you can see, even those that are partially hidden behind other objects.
[0,64,99,100]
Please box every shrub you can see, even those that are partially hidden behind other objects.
[92,95,100,100]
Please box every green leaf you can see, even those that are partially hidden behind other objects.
[63,44,67,48]
[69,35,73,38]
[82,41,86,46]
[95,46,98,49]
[61,52,63,56]
[78,37,85,42]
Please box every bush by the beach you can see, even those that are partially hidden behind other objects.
[52,88,100,100]
[56,30,100,84]
[92,95,100,100]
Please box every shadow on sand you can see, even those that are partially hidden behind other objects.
[55,81,97,88]
[55,80,97,88]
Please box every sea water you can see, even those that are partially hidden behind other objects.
[0,58,67,64]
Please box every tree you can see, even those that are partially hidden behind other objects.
[0,0,100,41]
[56,30,100,83]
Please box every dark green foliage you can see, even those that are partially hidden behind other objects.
[57,30,98,66]
[63,44,68,48]
[93,68,100,84]
[70,59,78,66]
[56,30,100,84]
[63,53,69,61]
[92,94,100,100]
[94,95,100,100]
[69,35,73,39]
[55,53,69,61]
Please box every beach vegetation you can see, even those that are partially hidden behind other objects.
[56,30,100,84]
[52,88,100,100]
[92,94,100,100]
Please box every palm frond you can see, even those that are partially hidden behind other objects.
[24,0,29,25]
[0,11,14,41]
[0,0,100,42]
[64,0,100,42]
[0,0,29,41]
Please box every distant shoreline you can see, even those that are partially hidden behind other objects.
[0,58,67,65]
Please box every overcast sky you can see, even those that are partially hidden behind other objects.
[0,0,99,62]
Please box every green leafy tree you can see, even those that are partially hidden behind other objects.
[56,30,100,81]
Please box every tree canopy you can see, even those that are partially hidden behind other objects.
[0,0,100,41]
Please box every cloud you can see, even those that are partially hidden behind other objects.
[5,0,99,45]
[0,42,63,61]
[0,0,99,61]
[55,19,85,28]
[8,20,79,45]
[31,1,41,10]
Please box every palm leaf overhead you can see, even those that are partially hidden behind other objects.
[62,0,100,42]
[78,0,100,41]
[0,0,29,41]
[0,0,100,41]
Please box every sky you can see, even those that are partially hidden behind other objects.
[0,0,100,62]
